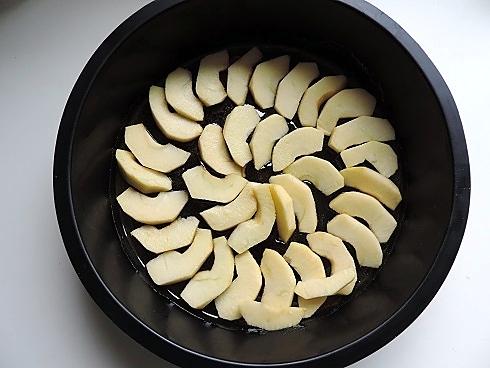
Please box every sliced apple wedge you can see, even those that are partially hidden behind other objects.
[327,214,382,268]
[330,192,397,243]
[200,183,257,231]
[261,249,296,308]
[249,114,289,169]
[340,167,401,210]
[131,216,199,253]
[317,88,376,135]
[283,156,344,196]
[249,55,290,109]
[298,75,347,127]
[146,228,212,285]
[182,166,247,203]
[274,62,319,119]
[329,116,395,152]
[340,141,398,177]
[295,268,356,299]
[240,301,304,331]
[198,124,242,176]
[116,188,188,225]
[284,242,326,318]
[270,184,296,242]
[227,47,263,105]
[116,149,171,193]
[307,232,357,295]
[223,105,261,166]
[196,50,229,106]
[269,174,317,233]
[125,123,190,173]
[181,237,234,309]
[165,67,204,121]
[215,251,262,320]
[228,184,276,254]
[149,86,202,142]
[272,127,324,171]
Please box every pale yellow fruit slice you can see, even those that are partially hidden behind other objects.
[269,184,296,242]
[239,301,304,331]
[261,249,296,308]
[196,50,229,106]
[165,67,204,121]
[295,268,356,299]
[227,47,263,105]
[340,141,398,177]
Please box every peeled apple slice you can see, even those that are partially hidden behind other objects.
[249,55,290,109]
[274,62,319,119]
[240,301,303,331]
[327,214,382,268]
[165,67,204,121]
[272,127,324,171]
[283,156,344,196]
[125,124,190,173]
[298,75,347,127]
[182,166,247,203]
[269,184,296,242]
[196,50,229,106]
[283,242,326,318]
[131,216,199,253]
[215,251,262,320]
[317,88,376,135]
[116,188,188,225]
[198,124,242,176]
[330,191,397,243]
[249,114,289,170]
[307,232,357,295]
[228,184,276,254]
[115,149,171,193]
[180,237,234,309]
[223,105,261,166]
[227,47,263,105]
[148,86,202,142]
[260,249,296,308]
[295,268,356,299]
[146,228,213,285]
[341,167,402,210]
[328,116,395,152]
[200,183,257,231]
[269,174,317,233]
[340,141,398,177]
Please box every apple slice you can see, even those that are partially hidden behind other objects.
[317,88,376,135]
[327,214,382,268]
[261,249,296,308]
[274,62,319,119]
[295,268,356,299]
[196,50,229,106]
[131,216,199,253]
[223,105,261,166]
[340,141,398,177]
[180,237,234,309]
[149,86,202,142]
[239,301,304,331]
[227,47,263,105]
[298,75,347,127]
[329,116,395,152]
[283,242,326,318]
[249,55,290,109]
[117,188,188,225]
[269,174,317,233]
[146,228,212,285]
[283,156,344,196]
[249,114,289,169]
[198,124,242,176]
[200,183,257,231]
[272,127,324,171]
[182,166,247,203]
[228,184,276,254]
[269,184,296,242]
[340,167,401,210]
[115,149,171,193]
[307,232,357,295]
[125,123,190,173]
[215,251,262,320]
[165,67,204,121]
[330,191,397,243]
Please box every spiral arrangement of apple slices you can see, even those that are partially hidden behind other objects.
[115,47,402,331]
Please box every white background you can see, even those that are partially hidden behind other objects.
[0,0,488,367]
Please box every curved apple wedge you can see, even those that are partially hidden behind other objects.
[165,67,204,121]
[340,141,398,177]
[261,249,296,308]
[196,50,229,106]
[239,301,304,331]
[227,47,263,105]
[295,268,356,299]
[270,184,296,242]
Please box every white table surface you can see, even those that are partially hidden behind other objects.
[1,0,488,366]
